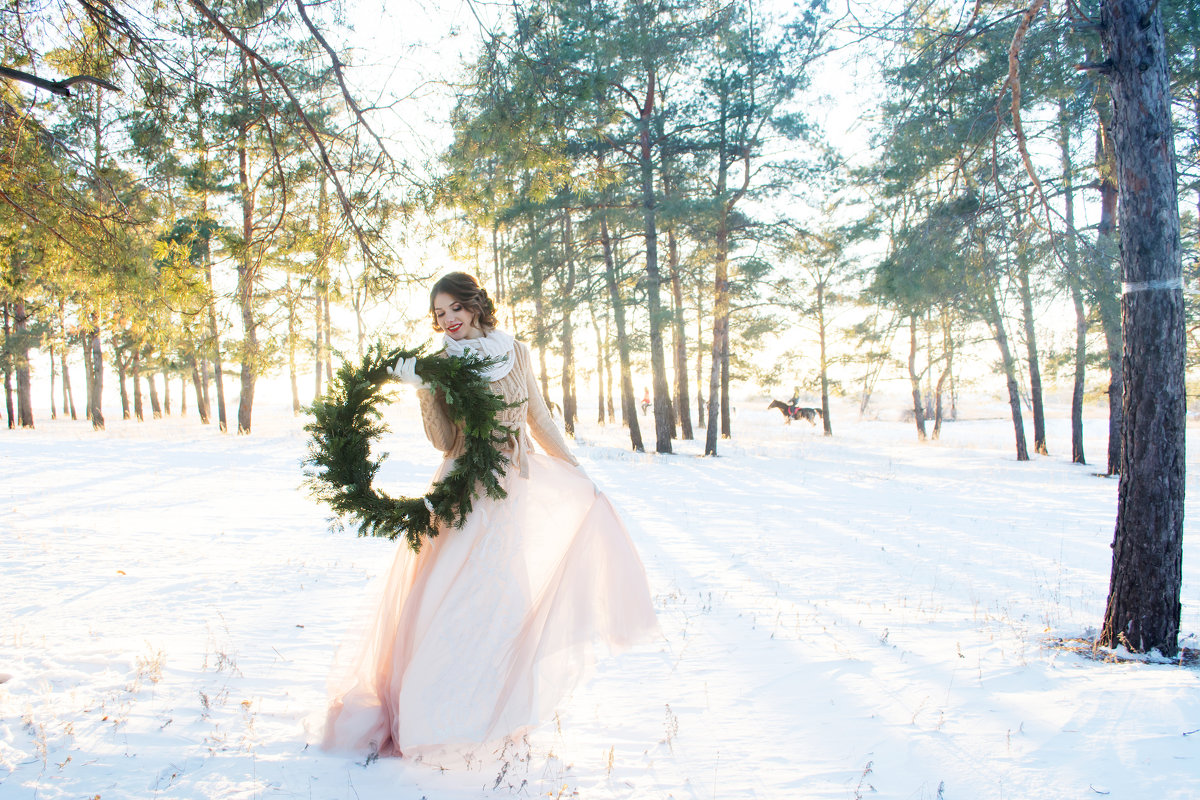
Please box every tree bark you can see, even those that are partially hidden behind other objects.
[600,200,643,452]
[13,297,33,428]
[195,95,224,432]
[524,213,552,401]
[134,354,147,420]
[560,208,578,435]
[236,121,257,435]
[206,298,226,432]
[82,334,94,424]
[1015,255,1047,455]
[1099,0,1185,656]
[323,289,333,382]
[2,304,13,429]
[932,313,954,440]
[705,225,732,454]
[720,335,731,439]
[313,283,324,400]
[695,281,706,428]
[603,304,615,421]
[638,103,673,452]
[147,356,162,419]
[907,315,927,441]
[816,281,832,436]
[49,345,57,420]
[59,303,76,420]
[591,308,606,425]
[191,350,210,425]
[1095,106,1123,475]
[984,277,1028,461]
[287,276,300,414]
[668,228,693,439]
[120,342,133,420]
[1059,100,1087,465]
[88,317,104,430]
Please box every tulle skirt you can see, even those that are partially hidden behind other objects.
[320,453,658,763]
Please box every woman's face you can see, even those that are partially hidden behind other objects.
[432,292,482,340]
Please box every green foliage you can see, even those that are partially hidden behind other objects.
[304,344,517,553]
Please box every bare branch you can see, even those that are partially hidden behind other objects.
[187,0,380,268]
[1001,0,1056,239]
[292,0,396,168]
[0,65,122,97]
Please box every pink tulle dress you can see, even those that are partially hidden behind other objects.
[321,333,658,762]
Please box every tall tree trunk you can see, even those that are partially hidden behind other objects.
[59,303,76,420]
[520,211,552,401]
[695,278,707,428]
[88,316,104,430]
[82,335,94,424]
[349,276,366,360]
[147,355,162,418]
[206,295,227,431]
[1099,0,1185,656]
[313,284,324,400]
[163,370,171,416]
[123,343,136,419]
[591,308,606,425]
[191,350,210,425]
[492,222,505,308]
[194,93,224,432]
[560,208,578,435]
[600,198,643,452]
[1016,256,1048,455]
[668,228,692,439]
[984,278,1029,461]
[131,347,143,421]
[203,242,226,431]
[88,85,106,431]
[13,297,33,428]
[720,343,730,434]
[816,281,832,436]
[907,315,927,441]
[705,223,731,455]
[1069,279,1088,464]
[323,290,333,381]
[1059,100,1087,465]
[201,356,211,408]
[932,313,954,440]
[49,344,57,420]
[236,120,257,435]
[2,304,14,429]
[1095,104,1123,475]
[638,105,673,451]
[287,276,300,414]
[603,304,615,421]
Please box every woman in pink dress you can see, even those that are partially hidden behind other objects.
[322,272,658,763]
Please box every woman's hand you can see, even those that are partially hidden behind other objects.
[388,356,425,388]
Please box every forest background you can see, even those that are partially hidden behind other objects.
[1,0,1197,465]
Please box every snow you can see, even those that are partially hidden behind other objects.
[2,393,1198,799]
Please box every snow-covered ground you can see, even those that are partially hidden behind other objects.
[2,392,1197,799]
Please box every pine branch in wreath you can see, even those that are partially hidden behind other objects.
[303,341,517,552]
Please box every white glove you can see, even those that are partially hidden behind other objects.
[388,356,424,387]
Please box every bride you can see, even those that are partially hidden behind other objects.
[321,271,658,762]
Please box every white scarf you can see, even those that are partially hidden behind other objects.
[441,328,516,382]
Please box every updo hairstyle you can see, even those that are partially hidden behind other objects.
[429,271,498,333]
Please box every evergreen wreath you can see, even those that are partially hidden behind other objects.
[304,342,516,552]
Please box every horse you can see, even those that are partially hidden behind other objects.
[768,400,822,425]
